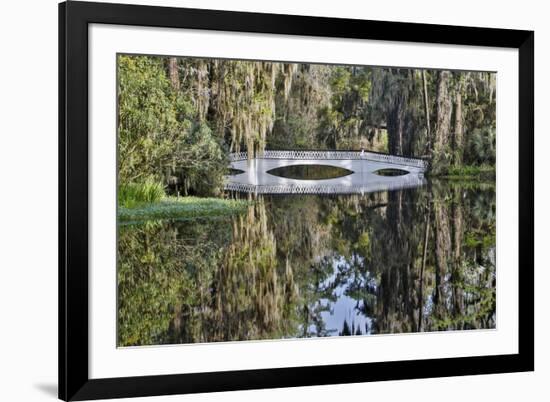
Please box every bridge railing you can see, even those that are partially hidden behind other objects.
[228,151,248,161]
[228,150,427,169]
[224,176,426,195]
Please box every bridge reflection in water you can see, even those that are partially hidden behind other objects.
[224,150,427,195]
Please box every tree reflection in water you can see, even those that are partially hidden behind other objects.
[118,181,496,346]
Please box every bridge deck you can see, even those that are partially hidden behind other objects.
[229,150,427,170]
[225,150,426,195]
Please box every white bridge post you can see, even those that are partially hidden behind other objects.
[246,155,257,186]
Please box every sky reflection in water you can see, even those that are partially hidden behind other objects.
[117,180,496,346]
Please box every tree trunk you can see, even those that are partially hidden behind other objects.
[387,95,405,155]
[418,197,431,332]
[453,74,465,166]
[433,184,451,315]
[432,70,453,174]
[196,60,209,121]
[168,57,179,90]
[451,187,464,322]
[421,70,431,153]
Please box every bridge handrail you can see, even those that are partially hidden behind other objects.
[229,150,427,169]
[224,177,426,195]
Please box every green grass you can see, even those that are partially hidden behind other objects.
[441,164,495,180]
[119,180,165,208]
[118,196,250,223]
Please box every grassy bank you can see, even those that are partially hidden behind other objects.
[437,165,495,180]
[118,196,249,223]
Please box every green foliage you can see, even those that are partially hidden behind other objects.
[464,229,496,249]
[118,55,191,183]
[191,60,297,156]
[118,221,188,346]
[118,180,165,208]
[318,67,372,148]
[330,68,352,96]
[465,127,496,166]
[368,69,425,156]
[118,197,249,223]
[174,123,229,196]
[117,55,227,195]
[118,200,301,345]
[355,231,371,256]
[118,182,496,344]
[444,164,495,179]
[269,65,328,150]
[118,54,495,187]
[377,130,389,153]
[115,54,498,344]
[431,260,496,331]
[118,218,234,346]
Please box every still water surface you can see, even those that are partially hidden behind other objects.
[118,180,496,346]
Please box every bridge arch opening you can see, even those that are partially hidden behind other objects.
[227,168,245,176]
[267,164,354,180]
[373,168,410,177]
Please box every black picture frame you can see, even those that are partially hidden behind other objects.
[59,1,534,400]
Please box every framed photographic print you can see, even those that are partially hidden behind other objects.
[59,1,534,400]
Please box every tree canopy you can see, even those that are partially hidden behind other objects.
[118,54,496,193]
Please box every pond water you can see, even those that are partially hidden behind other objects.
[267,164,354,180]
[118,180,496,346]
[373,168,410,177]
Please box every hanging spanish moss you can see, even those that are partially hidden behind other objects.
[116,54,497,346]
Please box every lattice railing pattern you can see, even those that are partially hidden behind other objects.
[224,178,425,195]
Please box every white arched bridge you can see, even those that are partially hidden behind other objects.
[224,150,427,195]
